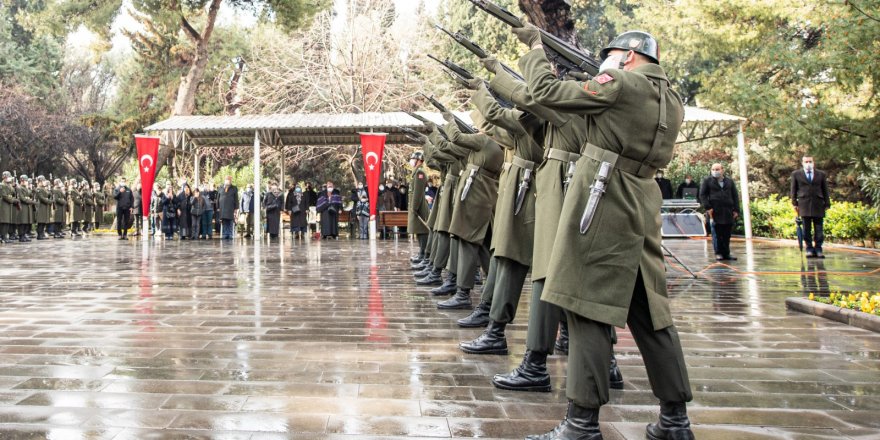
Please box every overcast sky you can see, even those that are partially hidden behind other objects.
[68,0,441,56]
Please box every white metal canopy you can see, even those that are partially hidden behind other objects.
[143,106,752,240]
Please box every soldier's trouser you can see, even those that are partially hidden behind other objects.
[37,223,46,236]
[417,233,428,257]
[478,257,499,304]
[426,230,435,256]
[0,223,7,239]
[527,279,615,353]
[565,270,692,408]
[456,237,491,290]
[447,237,460,275]
[54,222,63,234]
[487,257,530,324]
[432,232,451,271]
[526,279,561,353]
[19,223,29,236]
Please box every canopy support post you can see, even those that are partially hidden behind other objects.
[736,122,752,239]
[254,131,262,243]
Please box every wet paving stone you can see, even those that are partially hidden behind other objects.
[0,237,878,438]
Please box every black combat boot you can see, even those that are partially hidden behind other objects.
[526,401,602,440]
[555,320,569,355]
[413,264,434,279]
[416,268,443,286]
[492,349,551,392]
[431,273,457,296]
[609,353,623,390]
[457,302,490,327]
[460,321,508,354]
[409,253,423,263]
[437,288,472,309]
[646,402,694,440]
[411,258,430,270]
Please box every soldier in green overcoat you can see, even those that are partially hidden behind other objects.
[425,127,470,295]
[16,176,35,242]
[514,26,694,440]
[34,176,53,240]
[436,113,504,310]
[483,60,624,393]
[94,182,107,230]
[407,151,430,259]
[0,172,19,243]
[69,181,84,236]
[414,137,450,286]
[81,181,94,233]
[456,81,545,356]
[51,179,67,238]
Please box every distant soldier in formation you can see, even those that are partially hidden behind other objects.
[0,171,18,243]
[34,176,53,240]
[51,179,67,238]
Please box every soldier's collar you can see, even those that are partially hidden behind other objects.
[633,63,668,81]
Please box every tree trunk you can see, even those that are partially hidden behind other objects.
[154,0,223,176]
[518,0,580,48]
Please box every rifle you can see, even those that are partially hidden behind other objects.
[426,54,515,109]
[434,24,526,82]
[419,93,478,134]
[466,0,600,77]
[402,110,450,141]
[395,126,427,143]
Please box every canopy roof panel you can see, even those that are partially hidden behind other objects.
[143,107,743,148]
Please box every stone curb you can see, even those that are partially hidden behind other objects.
[786,297,880,333]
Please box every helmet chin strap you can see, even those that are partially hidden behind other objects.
[618,51,630,70]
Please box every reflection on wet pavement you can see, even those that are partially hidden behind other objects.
[0,237,878,439]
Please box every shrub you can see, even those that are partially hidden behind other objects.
[750,196,797,239]
[825,201,873,242]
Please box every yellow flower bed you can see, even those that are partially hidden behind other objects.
[809,292,880,316]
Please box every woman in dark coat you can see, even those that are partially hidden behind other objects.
[190,188,207,239]
[160,187,178,239]
[177,184,193,240]
[316,182,342,239]
[285,186,308,238]
[263,184,283,239]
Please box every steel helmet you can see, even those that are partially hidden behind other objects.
[600,31,660,64]
[410,151,424,161]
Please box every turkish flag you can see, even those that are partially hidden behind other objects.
[134,135,160,217]
[359,133,386,217]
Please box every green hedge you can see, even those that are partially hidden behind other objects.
[749,196,880,244]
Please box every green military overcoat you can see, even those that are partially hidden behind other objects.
[17,186,35,225]
[0,183,18,225]
[82,189,94,223]
[431,129,468,235]
[94,189,107,224]
[472,86,543,266]
[35,187,53,224]
[522,48,684,330]
[444,118,503,245]
[491,66,587,281]
[407,162,430,234]
[52,188,67,224]
[70,189,85,222]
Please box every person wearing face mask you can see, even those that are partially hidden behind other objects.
[316,181,342,239]
[513,26,694,439]
[654,170,673,199]
[791,156,830,258]
[700,163,740,261]
[675,174,699,200]
[217,176,239,240]
[285,185,308,238]
[407,151,430,254]
[240,184,255,238]
[262,183,284,240]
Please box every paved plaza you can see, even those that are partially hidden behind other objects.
[0,236,878,439]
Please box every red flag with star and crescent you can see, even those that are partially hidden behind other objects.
[134,135,160,217]
[359,133,386,217]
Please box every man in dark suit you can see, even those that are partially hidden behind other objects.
[791,156,830,258]
[218,176,239,240]
[655,170,674,199]
[675,174,699,199]
[700,163,740,260]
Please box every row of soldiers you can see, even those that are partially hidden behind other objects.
[404,26,694,440]
[0,171,108,243]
